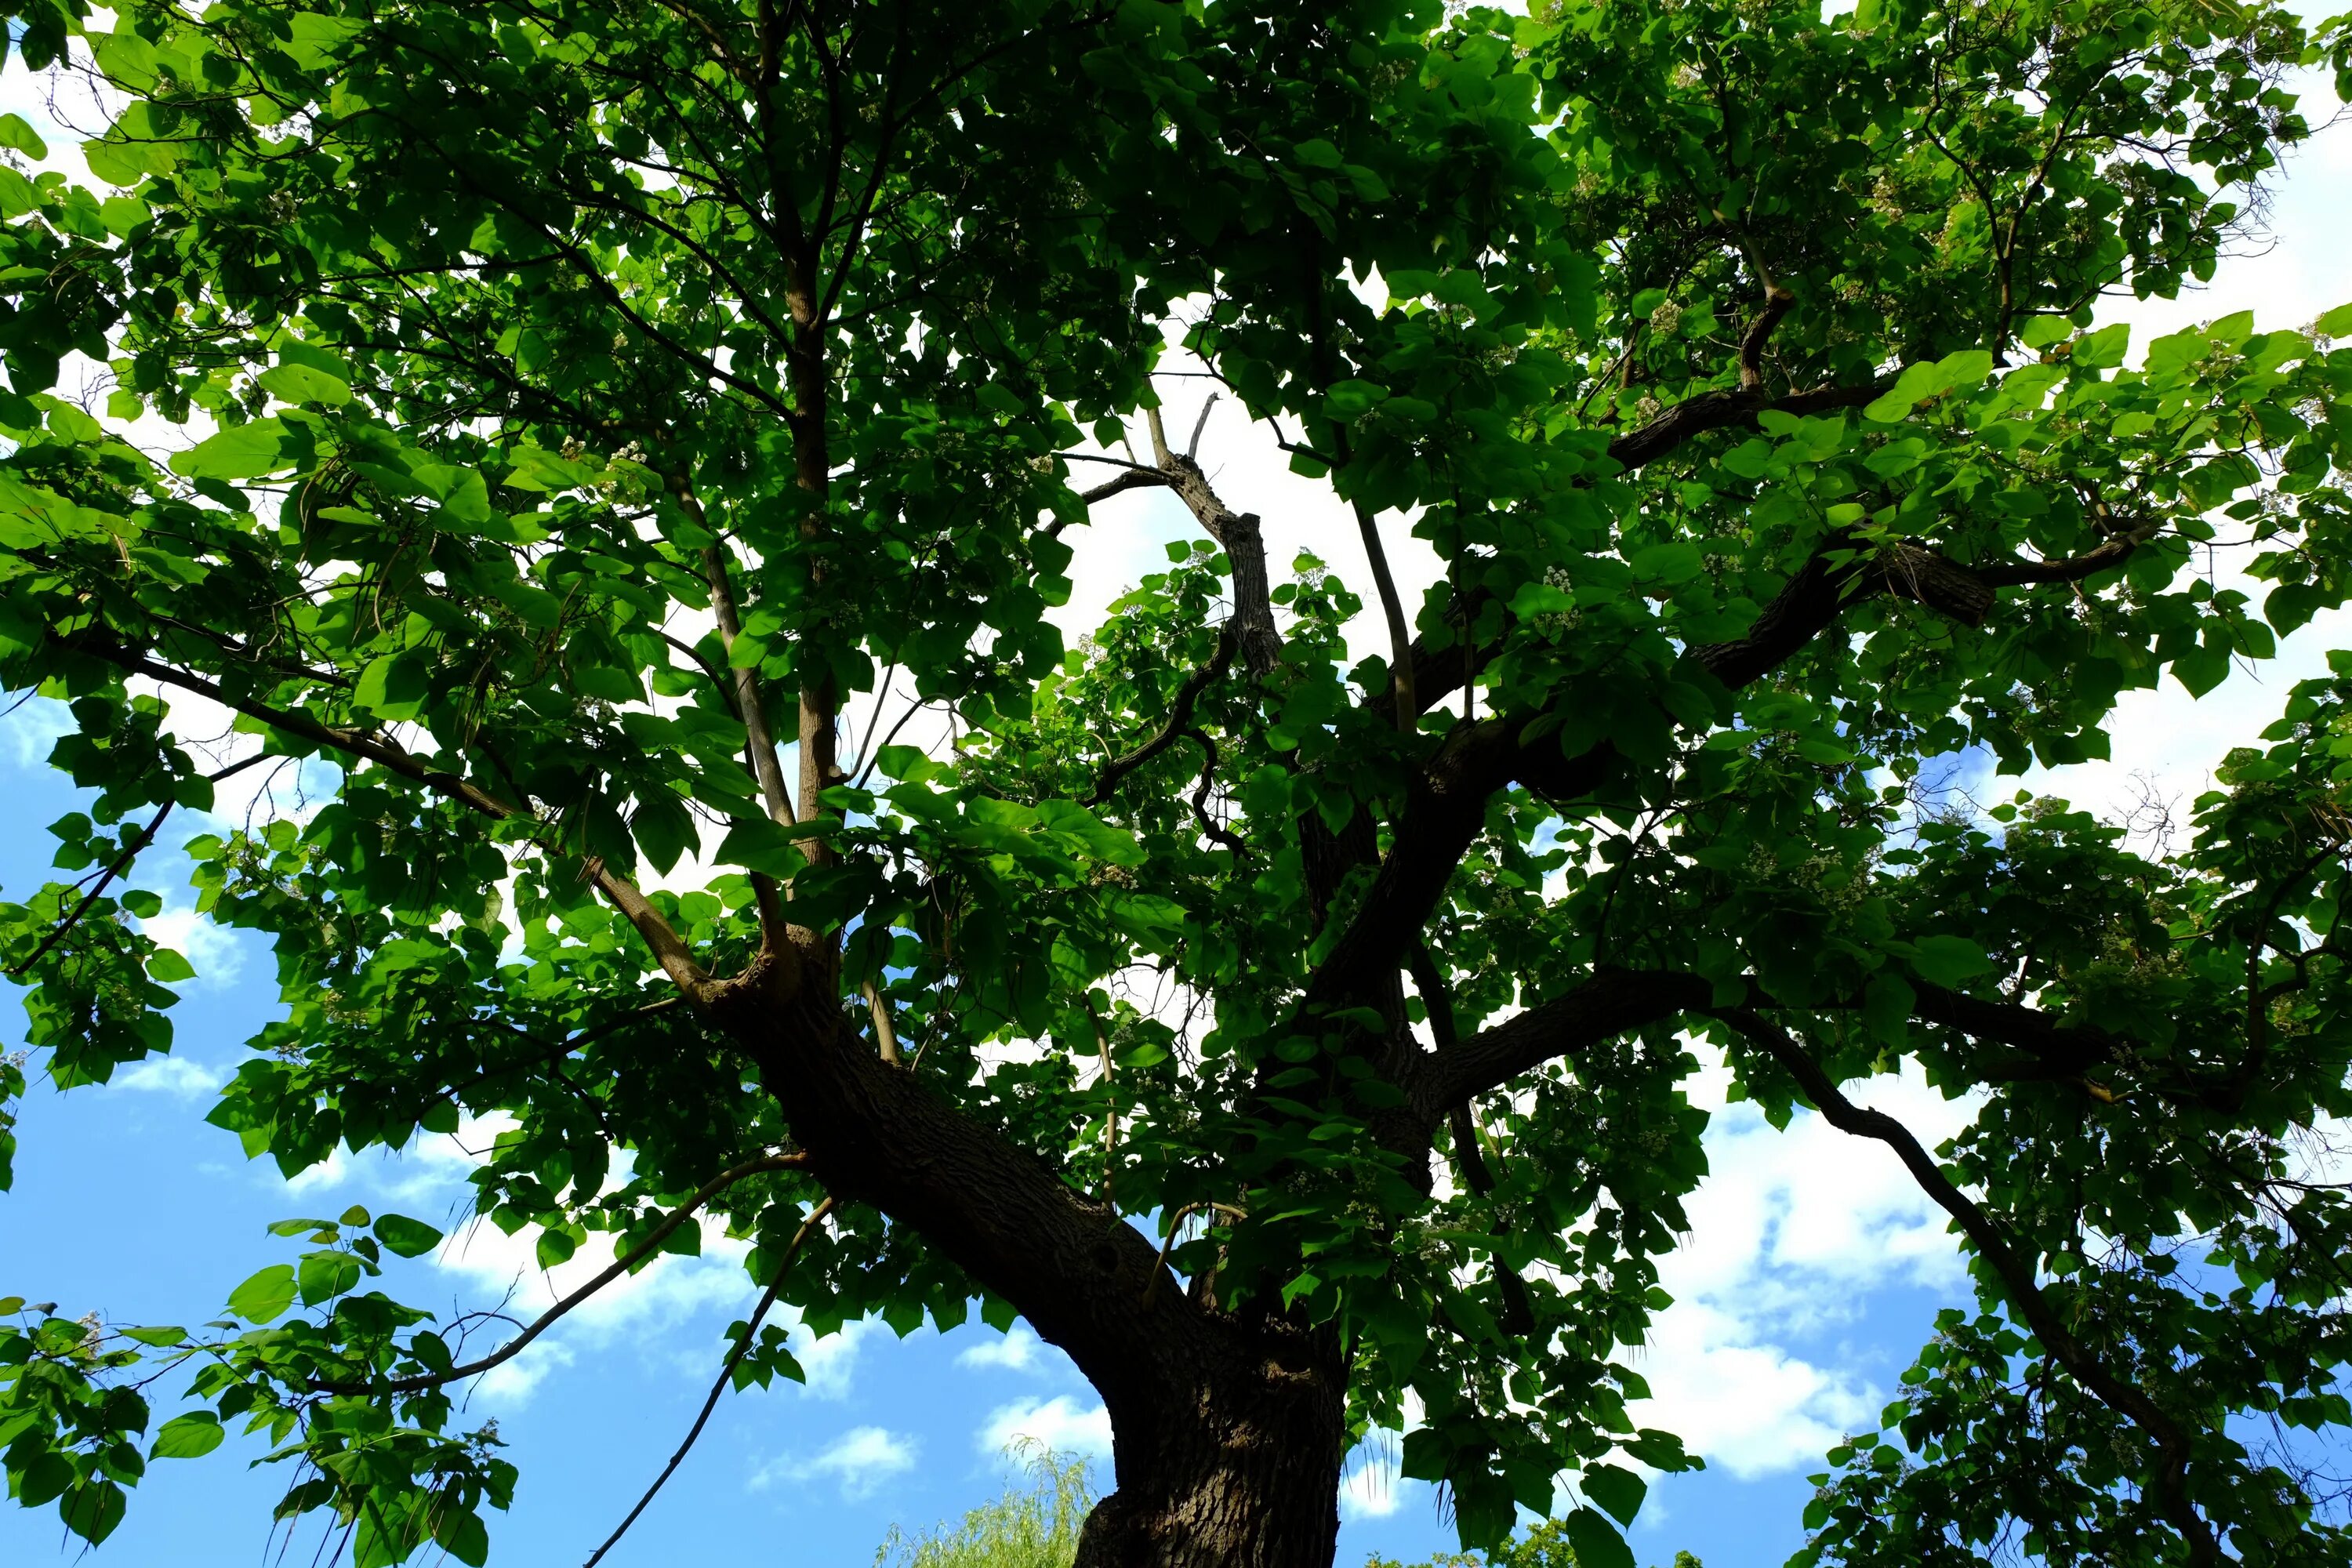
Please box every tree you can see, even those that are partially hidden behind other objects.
[1,0,2350,1563]
[875,1446,1097,1568]
[1370,1524,1704,1568]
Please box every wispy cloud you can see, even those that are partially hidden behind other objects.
[108,1055,225,1102]
[956,1323,1044,1373]
[752,1425,919,1502]
[136,902,246,989]
[977,1396,1112,1463]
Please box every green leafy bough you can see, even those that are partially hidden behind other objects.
[3,0,2352,1563]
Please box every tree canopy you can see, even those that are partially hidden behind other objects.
[4,0,2352,1563]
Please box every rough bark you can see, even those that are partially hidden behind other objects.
[713,974,1346,1568]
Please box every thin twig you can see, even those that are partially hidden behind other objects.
[580,1196,837,1568]
[6,753,267,978]
[311,1152,809,1396]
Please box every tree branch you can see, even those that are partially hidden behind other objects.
[5,753,267,979]
[1716,1011,2222,1566]
[313,1152,811,1397]
[580,1194,836,1568]
[1411,970,1715,1119]
[1738,285,1797,393]
[92,648,712,999]
[864,981,903,1067]
[1087,629,1236,806]
[1140,407,1281,676]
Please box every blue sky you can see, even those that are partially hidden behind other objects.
[6,12,2352,1568]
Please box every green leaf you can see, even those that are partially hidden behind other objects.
[2071,323,2130,369]
[297,1249,361,1305]
[632,791,699,876]
[434,1506,492,1568]
[537,1229,578,1269]
[145,948,197,984]
[373,1214,445,1258]
[17,1453,75,1508]
[257,362,352,406]
[170,419,292,481]
[717,818,811,880]
[225,1264,298,1324]
[1908,935,1992,988]
[1863,361,1943,422]
[1582,1462,1646,1526]
[151,1410,226,1459]
[1325,379,1390,417]
[0,111,49,159]
[1561,1506,1636,1568]
[59,1479,128,1545]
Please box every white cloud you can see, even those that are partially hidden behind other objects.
[784,1315,870,1400]
[136,901,245,989]
[283,1146,351,1195]
[956,1323,1044,1372]
[109,1054,224,1101]
[1616,1057,1973,1477]
[752,1425,920,1502]
[471,1340,573,1408]
[1340,1439,1413,1521]
[977,1396,1112,1463]
[1626,1301,1879,1479]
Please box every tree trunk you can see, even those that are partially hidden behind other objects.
[722,982,1353,1568]
[1074,1322,1347,1568]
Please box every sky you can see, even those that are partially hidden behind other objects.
[4,13,2352,1568]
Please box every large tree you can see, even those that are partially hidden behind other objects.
[3,0,2351,1563]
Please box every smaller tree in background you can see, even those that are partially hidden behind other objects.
[876,1447,1096,1568]
[1367,1521,1704,1568]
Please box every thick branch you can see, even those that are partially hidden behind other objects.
[1604,378,1887,473]
[1411,970,1715,1120]
[1738,285,1797,394]
[726,999,1292,1458]
[1314,531,2027,1014]
[1141,406,1281,676]
[1908,981,2122,1075]
[695,534,797,828]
